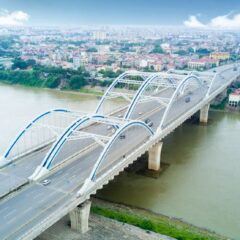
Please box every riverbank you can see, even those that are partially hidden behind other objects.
[0,81,105,97]
[92,198,228,240]
[37,210,173,240]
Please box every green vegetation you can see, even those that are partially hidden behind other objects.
[98,69,123,78]
[91,205,226,240]
[230,54,240,62]
[86,47,98,52]
[78,88,103,96]
[69,75,86,89]
[174,50,188,56]
[12,58,36,70]
[143,65,155,72]
[211,98,228,110]
[151,45,165,54]
[196,48,211,57]
[0,59,90,90]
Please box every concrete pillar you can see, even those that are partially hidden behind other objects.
[148,142,163,171]
[200,104,210,124]
[69,200,91,233]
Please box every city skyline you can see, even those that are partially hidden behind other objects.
[0,0,240,29]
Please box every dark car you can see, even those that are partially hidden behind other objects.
[185,96,191,103]
[144,118,153,127]
[148,121,153,127]
[144,118,150,124]
[119,134,126,139]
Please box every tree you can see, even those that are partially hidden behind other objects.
[150,45,165,54]
[174,50,187,56]
[45,77,61,88]
[196,48,211,56]
[86,47,98,52]
[0,64,5,70]
[69,75,87,89]
[12,58,36,70]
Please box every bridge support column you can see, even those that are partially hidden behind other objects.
[148,142,163,171]
[200,104,210,124]
[69,200,91,234]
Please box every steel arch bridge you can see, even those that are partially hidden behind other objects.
[1,64,239,198]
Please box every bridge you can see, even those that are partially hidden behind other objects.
[0,64,239,240]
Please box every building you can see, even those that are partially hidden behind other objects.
[188,58,218,70]
[229,89,240,107]
[92,31,107,40]
[73,57,81,70]
[210,52,230,61]
[188,59,207,70]
[139,59,148,68]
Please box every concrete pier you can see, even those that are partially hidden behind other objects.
[200,104,210,124]
[69,200,91,234]
[148,142,163,171]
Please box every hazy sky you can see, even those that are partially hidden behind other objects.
[0,0,240,28]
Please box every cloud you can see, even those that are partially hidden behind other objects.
[0,10,29,26]
[184,13,240,29]
[183,15,206,28]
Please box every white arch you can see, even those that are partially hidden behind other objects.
[158,74,205,131]
[95,71,148,114]
[2,109,70,163]
[77,120,154,196]
[124,72,177,119]
[30,114,106,180]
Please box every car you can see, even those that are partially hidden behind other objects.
[118,114,123,118]
[107,125,112,130]
[144,118,153,127]
[213,70,216,73]
[233,66,237,71]
[42,179,51,186]
[111,128,116,133]
[185,96,191,103]
[119,134,126,139]
[144,118,150,124]
[138,112,143,115]
[148,121,153,127]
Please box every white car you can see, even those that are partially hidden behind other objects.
[42,179,51,186]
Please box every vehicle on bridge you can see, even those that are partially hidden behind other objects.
[144,118,153,127]
[185,96,191,103]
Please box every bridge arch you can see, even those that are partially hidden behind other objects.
[95,70,149,115]
[158,74,207,131]
[36,114,106,172]
[124,72,177,119]
[2,109,71,161]
[77,120,153,196]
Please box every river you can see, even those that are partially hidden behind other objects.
[0,84,239,239]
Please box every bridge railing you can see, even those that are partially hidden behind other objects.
[2,109,77,162]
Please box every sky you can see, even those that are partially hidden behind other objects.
[0,0,240,29]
